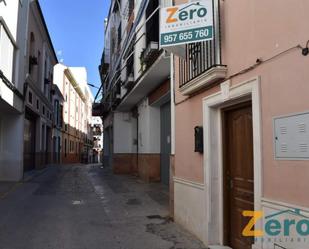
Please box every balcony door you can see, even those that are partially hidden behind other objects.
[146,0,159,46]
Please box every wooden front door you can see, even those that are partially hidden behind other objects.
[223,102,254,249]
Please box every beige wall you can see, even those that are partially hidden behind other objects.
[174,0,309,207]
[60,70,89,137]
[22,1,58,171]
[54,65,94,164]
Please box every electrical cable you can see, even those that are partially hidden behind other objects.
[175,43,305,106]
[103,0,150,87]
[227,44,302,80]
[101,1,309,109]
[0,69,24,99]
[102,4,160,97]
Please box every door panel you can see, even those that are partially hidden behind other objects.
[224,103,254,249]
[160,102,171,185]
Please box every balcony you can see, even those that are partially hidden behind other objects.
[178,42,227,95]
[141,42,160,69]
[114,0,170,111]
[93,130,102,136]
[178,0,227,95]
[111,78,122,108]
[99,62,109,77]
[142,0,160,68]
[123,0,134,33]
[117,51,170,111]
[123,74,134,89]
[123,49,135,90]
[92,102,107,117]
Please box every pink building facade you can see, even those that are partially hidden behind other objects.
[172,0,309,248]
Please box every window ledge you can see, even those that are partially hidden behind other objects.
[179,66,227,96]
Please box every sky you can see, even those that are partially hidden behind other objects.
[39,0,110,98]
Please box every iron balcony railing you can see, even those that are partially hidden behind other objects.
[179,0,223,88]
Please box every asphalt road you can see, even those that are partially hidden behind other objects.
[0,164,206,249]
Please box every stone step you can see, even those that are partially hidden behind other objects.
[209,246,233,249]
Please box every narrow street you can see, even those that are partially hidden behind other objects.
[0,165,206,249]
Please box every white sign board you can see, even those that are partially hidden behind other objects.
[160,0,214,47]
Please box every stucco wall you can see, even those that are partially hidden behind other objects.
[0,113,24,181]
[174,0,309,207]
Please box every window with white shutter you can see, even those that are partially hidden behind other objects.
[0,24,14,83]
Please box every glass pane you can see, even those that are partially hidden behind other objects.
[0,25,14,83]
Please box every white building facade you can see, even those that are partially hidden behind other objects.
[0,0,30,180]
[51,84,64,164]
[23,0,58,171]
[91,117,103,163]
[53,64,94,164]
[100,0,173,184]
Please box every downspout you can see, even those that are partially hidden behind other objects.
[170,53,175,218]
[136,111,139,175]
[170,53,175,156]
[133,108,139,175]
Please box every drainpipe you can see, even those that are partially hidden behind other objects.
[132,108,139,175]
[169,53,176,218]
[214,0,222,64]
[170,53,175,156]
[136,112,139,174]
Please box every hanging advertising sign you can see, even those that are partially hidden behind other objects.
[160,0,214,47]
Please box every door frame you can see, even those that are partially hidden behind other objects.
[202,76,262,248]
